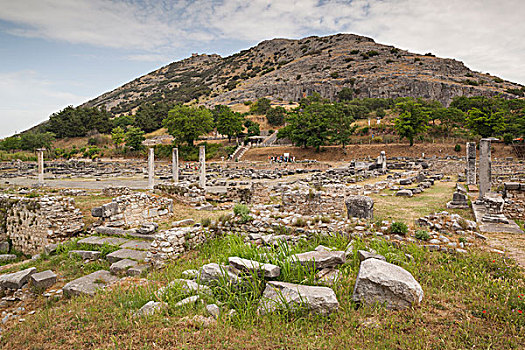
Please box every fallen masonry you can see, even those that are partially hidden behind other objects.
[63,270,119,298]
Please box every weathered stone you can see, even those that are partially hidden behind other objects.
[358,250,386,262]
[134,301,167,317]
[120,240,151,250]
[345,195,374,220]
[69,250,101,260]
[258,281,339,315]
[175,295,200,308]
[396,190,413,197]
[29,270,57,290]
[110,259,138,275]
[479,139,492,199]
[0,267,36,290]
[127,264,150,277]
[198,263,239,285]
[0,254,17,263]
[0,241,9,254]
[352,258,423,310]
[106,249,147,263]
[206,303,220,319]
[288,251,346,270]
[466,142,476,185]
[63,270,119,298]
[316,268,342,286]
[228,257,280,278]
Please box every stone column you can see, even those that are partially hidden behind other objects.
[172,147,179,183]
[381,151,387,172]
[37,148,45,184]
[479,139,491,199]
[148,147,155,190]
[199,145,206,189]
[466,142,476,185]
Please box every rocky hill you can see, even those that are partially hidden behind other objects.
[82,33,523,113]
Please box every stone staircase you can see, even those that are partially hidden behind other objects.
[230,144,251,161]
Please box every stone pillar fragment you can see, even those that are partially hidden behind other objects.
[479,139,491,199]
[37,148,45,184]
[199,145,206,190]
[172,148,179,183]
[380,151,386,172]
[148,147,155,190]
[466,142,476,185]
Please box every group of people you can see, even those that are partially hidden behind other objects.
[269,155,296,163]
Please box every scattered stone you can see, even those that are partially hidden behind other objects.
[206,304,220,319]
[345,195,374,220]
[134,301,167,317]
[181,269,199,279]
[69,250,101,260]
[228,257,280,278]
[0,255,17,263]
[316,268,342,286]
[106,249,147,263]
[127,264,150,277]
[29,270,57,290]
[110,259,138,275]
[174,295,200,308]
[358,250,386,262]
[0,268,36,290]
[198,263,239,285]
[396,190,413,197]
[63,270,119,298]
[288,250,346,270]
[352,258,423,310]
[258,281,339,315]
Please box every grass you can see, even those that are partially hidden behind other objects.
[3,230,524,349]
[371,181,474,225]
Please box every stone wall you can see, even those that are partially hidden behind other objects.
[503,182,525,221]
[92,193,173,227]
[0,194,84,255]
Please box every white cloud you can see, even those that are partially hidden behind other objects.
[0,71,87,138]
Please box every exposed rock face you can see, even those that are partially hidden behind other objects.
[352,258,423,310]
[81,34,521,114]
[258,281,339,315]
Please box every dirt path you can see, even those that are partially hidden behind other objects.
[485,233,525,269]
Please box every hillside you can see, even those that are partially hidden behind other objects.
[82,33,523,114]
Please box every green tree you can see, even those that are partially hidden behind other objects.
[249,98,271,114]
[46,106,112,138]
[124,127,145,151]
[18,132,55,151]
[134,102,171,133]
[266,106,286,126]
[111,126,126,150]
[336,87,354,101]
[431,107,465,137]
[329,103,357,149]
[0,136,21,151]
[244,120,260,137]
[162,105,214,146]
[393,100,430,146]
[214,105,244,142]
[112,115,135,128]
[466,108,506,138]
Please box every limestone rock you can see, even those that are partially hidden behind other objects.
[198,263,239,285]
[358,250,386,262]
[352,258,423,310]
[258,281,339,315]
[134,301,167,317]
[288,250,346,270]
[228,257,280,278]
[63,270,119,298]
[0,267,36,290]
[110,259,138,275]
[345,195,374,220]
[106,249,147,263]
[29,270,57,290]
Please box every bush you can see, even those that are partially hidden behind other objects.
[233,204,252,223]
[390,221,408,235]
[415,230,430,241]
[503,133,514,145]
[454,144,461,152]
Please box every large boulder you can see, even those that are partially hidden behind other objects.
[288,251,346,270]
[228,257,280,278]
[352,258,423,310]
[258,281,339,315]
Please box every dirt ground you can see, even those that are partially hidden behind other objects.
[244,143,517,162]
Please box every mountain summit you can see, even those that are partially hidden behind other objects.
[83,33,523,113]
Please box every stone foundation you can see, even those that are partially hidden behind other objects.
[0,194,84,255]
[92,193,173,227]
[503,182,525,221]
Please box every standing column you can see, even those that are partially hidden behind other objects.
[37,148,45,184]
[199,145,206,189]
[172,147,179,183]
[148,147,155,190]
[380,151,387,172]
[479,139,491,199]
[466,142,476,185]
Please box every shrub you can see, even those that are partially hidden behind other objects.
[330,72,339,79]
[390,221,408,235]
[454,144,461,152]
[415,230,430,241]
[503,133,514,145]
[233,204,252,223]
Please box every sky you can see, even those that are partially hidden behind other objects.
[0,0,524,138]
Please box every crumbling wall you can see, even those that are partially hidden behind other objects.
[92,193,173,227]
[503,182,525,220]
[0,194,84,255]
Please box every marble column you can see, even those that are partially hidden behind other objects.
[199,145,206,189]
[148,147,155,190]
[172,147,179,183]
[466,142,476,185]
[37,148,45,184]
[479,139,491,199]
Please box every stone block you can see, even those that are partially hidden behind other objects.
[345,195,374,220]
[106,249,147,263]
[63,270,119,297]
[30,270,57,290]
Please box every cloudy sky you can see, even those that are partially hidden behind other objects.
[0,0,524,138]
